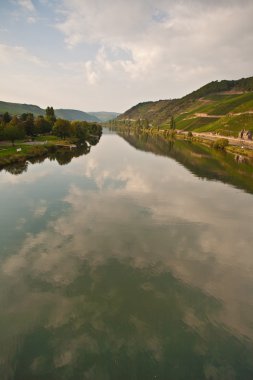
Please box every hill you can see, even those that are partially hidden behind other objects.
[88,112,120,122]
[0,101,101,122]
[0,101,44,117]
[117,76,253,137]
[54,109,99,122]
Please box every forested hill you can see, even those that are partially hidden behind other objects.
[183,76,253,101]
[0,101,119,122]
[117,76,253,136]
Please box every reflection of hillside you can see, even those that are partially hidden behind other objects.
[120,132,253,195]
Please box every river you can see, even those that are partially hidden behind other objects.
[0,129,253,379]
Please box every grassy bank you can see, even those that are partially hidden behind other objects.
[113,126,253,159]
[0,137,77,168]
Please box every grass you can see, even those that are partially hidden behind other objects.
[174,92,253,136]
[0,144,34,157]
[176,117,213,131]
[0,135,76,167]
[207,92,253,115]
[194,113,253,136]
[0,144,49,167]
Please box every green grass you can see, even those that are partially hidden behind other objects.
[204,94,241,101]
[0,135,71,166]
[207,92,253,115]
[195,113,253,136]
[0,145,33,157]
[36,135,58,142]
[0,144,50,167]
[176,117,213,131]
[176,93,253,120]
[174,92,253,136]
[233,98,253,113]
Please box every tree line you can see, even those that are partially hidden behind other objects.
[0,106,102,145]
[109,115,176,131]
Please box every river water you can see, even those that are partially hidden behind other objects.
[0,130,253,380]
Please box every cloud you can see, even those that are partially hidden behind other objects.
[17,0,35,12]
[1,0,253,111]
[33,199,48,217]
[85,61,99,85]
[52,0,253,109]
[0,43,48,67]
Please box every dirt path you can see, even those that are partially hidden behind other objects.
[185,110,253,121]
[187,131,253,149]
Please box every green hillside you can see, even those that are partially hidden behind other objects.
[0,101,44,116]
[0,101,100,122]
[117,76,253,136]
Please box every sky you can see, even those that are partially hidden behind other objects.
[0,0,253,113]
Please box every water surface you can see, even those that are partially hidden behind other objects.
[1,131,253,380]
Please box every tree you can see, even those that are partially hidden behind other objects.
[45,106,56,125]
[2,112,12,124]
[52,118,71,138]
[71,121,88,140]
[4,124,25,145]
[212,138,229,150]
[170,116,176,130]
[35,116,52,134]
[21,113,35,136]
[0,123,4,141]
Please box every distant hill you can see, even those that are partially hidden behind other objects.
[88,112,120,122]
[117,76,253,136]
[55,109,99,122]
[0,101,44,116]
[0,100,104,122]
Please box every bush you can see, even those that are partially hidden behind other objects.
[187,131,193,137]
[212,138,229,150]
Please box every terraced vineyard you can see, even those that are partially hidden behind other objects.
[117,76,253,137]
[175,92,253,136]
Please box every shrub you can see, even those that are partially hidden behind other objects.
[212,138,229,150]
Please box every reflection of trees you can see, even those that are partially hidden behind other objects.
[86,133,102,146]
[28,155,47,165]
[120,132,174,156]
[120,132,253,195]
[51,143,90,166]
[1,131,102,174]
[4,161,28,175]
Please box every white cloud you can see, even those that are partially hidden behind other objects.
[33,199,48,217]
[85,61,99,85]
[0,43,48,67]
[1,0,253,111]
[54,0,253,103]
[17,0,35,12]
[27,15,36,23]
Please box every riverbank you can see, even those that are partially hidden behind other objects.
[0,138,80,168]
[178,133,253,158]
[113,126,253,159]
